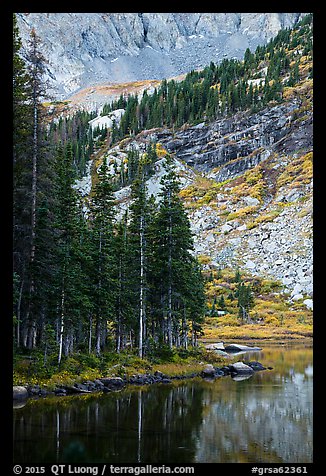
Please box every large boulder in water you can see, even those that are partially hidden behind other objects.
[229,362,254,374]
[246,361,267,371]
[205,342,225,350]
[13,386,28,400]
[224,343,262,352]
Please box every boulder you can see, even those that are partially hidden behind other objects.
[229,362,254,374]
[245,361,266,371]
[99,377,125,387]
[221,223,233,233]
[303,299,313,310]
[243,196,259,207]
[205,342,225,351]
[54,388,67,396]
[245,260,256,270]
[13,386,28,400]
[201,364,216,378]
[27,385,41,396]
[224,343,262,352]
[129,374,151,385]
[292,293,304,301]
[64,385,91,394]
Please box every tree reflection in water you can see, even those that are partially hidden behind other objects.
[13,345,312,463]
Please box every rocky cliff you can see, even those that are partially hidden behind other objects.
[17,13,305,98]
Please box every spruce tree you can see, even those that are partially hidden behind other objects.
[152,155,205,348]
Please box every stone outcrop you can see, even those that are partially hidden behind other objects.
[158,100,312,178]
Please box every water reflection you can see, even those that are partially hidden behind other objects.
[13,344,312,464]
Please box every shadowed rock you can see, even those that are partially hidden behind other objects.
[13,386,28,400]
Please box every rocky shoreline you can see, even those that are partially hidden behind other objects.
[13,359,272,402]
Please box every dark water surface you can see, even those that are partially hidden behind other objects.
[13,343,312,463]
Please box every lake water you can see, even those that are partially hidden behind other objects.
[13,343,313,464]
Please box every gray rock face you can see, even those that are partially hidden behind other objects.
[17,13,305,98]
[159,101,312,178]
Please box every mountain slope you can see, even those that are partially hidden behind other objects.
[17,12,305,98]
[69,15,313,308]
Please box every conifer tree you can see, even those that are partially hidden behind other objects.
[52,145,88,364]
[152,155,205,348]
[128,162,150,357]
[89,157,117,355]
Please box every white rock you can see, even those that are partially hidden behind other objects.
[206,342,225,350]
[206,233,215,242]
[243,196,259,206]
[291,283,303,296]
[237,224,247,231]
[245,260,256,270]
[221,224,232,233]
[224,344,262,352]
[303,299,313,310]
[229,362,254,374]
[247,238,256,249]
[262,242,277,253]
[292,293,304,301]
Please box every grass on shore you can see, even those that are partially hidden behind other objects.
[13,346,230,391]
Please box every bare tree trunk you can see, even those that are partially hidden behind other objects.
[95,232,102,356]
[95,318,101,356]
[16,277,24,348]
[25,41,39,350]
[167,191,173,349]
[116,255,122,353]
[139,214,145,358]
[183,309,188,350]
[58,275,65,366]
[88,315,92,354]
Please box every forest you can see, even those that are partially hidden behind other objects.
[13,13,313,372]
[13,14,205,367]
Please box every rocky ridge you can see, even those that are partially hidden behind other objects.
[74,74,312,306]
[17,13,305,98]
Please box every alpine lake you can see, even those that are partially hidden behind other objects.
[13,341,312,464]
